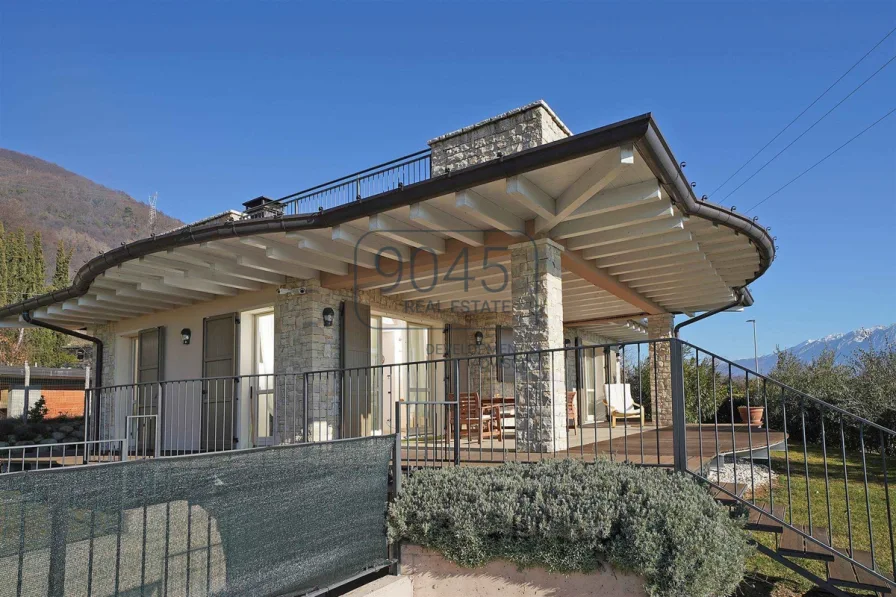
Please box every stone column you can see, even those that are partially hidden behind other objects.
[511,238,567,453]
[647,314,675,427]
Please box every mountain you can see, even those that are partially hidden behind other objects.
[733,324,896,374]
[0,148,183,278]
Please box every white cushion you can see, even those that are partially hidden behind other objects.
[606,383,640,414]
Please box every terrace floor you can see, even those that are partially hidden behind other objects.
[400,423,788,470]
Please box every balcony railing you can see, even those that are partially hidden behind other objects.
[248,149,431,217]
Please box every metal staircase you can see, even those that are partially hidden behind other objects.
[708,482,892,595]
[679,340,896,595]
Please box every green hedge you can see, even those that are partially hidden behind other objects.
[388,459,750,597]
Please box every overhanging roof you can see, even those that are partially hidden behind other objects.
[0,113,774,334]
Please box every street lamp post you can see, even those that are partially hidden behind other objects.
[746,319,759,373]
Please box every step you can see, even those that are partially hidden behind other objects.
[778,524,835,562]
[708,482,745,505]
[744,504,785,534]
[827,549,893,594]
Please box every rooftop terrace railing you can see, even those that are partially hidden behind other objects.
[248,149,431,217]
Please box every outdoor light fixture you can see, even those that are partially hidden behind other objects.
[181,328,192,345]
[474,331,484,346]
[564,339,571,347]
[322,307,335,327]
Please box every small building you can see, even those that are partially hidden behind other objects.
[0,365,89,418]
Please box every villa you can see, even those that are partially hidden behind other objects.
[2,102,893,597]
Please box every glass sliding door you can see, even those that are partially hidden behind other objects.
[370,315,384,434]
[580,347,614,424]
[254,312,275,445]
[582,350,599,424]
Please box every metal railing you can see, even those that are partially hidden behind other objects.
[678,340,896,590]
[0,439,125,474]
[250,149,431,217]
[85,374,306,456]
[76,337,896,590]
[305,339,675,470]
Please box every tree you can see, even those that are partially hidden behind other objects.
[0,221,7,304]
[52,241,72,290]
[29,231,45,294]
[6,228,28,304]
[0,225,76,367]
[766,341,896,452]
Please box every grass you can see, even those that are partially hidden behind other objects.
[744,444,895,594]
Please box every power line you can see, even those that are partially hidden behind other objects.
[719,51,896,203]
[709,25,896,200]
[743,107,895,214]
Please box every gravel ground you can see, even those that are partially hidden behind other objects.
[704,457,778,491]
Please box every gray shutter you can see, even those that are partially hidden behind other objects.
[340,301,371,437]
[495,325,513,384]
[202,313,238,451]
[136,327,164,452]
[446,324,469,393]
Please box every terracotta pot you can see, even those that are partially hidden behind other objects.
[738,406,764,426]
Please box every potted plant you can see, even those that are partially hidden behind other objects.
[738,405,764,426]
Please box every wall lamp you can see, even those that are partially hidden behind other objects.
[474,331,484,346]
[322,307,335,327]
[181,328,192,345]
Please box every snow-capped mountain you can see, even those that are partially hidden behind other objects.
[733,324,896,374]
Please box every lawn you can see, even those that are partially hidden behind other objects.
[744,444,895,593]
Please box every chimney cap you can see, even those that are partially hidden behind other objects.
[242,196,273,209]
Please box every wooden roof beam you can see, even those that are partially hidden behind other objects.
[536,145,633,233]
[560,248,665,315]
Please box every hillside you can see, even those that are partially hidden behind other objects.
[0,148,183,278]
[733,323,896,374]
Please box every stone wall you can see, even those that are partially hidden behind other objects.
[647,314,674,427]
[511,238,566,452]
[274,278,466,441]
[428,100,571,174]
[464,311,513,397]
[92,323,117,388]
[91,323,118,441]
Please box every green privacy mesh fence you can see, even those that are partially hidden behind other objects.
[0,436,395,597]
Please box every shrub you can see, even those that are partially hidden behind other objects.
[0,418,17,438]
[387,459,750,597]
[27,397,48,424]
[12,424,36,441]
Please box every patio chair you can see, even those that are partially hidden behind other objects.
[491,395,516,431]
[603,383,644,428]
[567,390,578,435]
[448,392,502,444]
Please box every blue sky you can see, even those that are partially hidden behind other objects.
[1,1,894,360]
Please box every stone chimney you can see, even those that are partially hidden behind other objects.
[427,100,572,174]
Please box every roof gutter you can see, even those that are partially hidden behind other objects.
[0,215,324,321]
[635,122,776,308]
[673,289,747,337]
[21,312,104,423]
